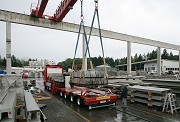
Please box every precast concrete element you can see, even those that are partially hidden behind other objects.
[24,91,41,122]
[82,34,87,71]
[109,80,152,86]
[6,21,11,74]
[0,74,22,104]
[128,85,172,107]
[71,71,107,85]
[0,10,180,50]
[157,47,161,76]
[143,79,180,94]
[0,90,17,122]
[127,41,131,75]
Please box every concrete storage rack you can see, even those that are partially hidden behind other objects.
[128,86,172,107]
[24,91,41,122]
[0,90,17,122]
[143,79,180,94]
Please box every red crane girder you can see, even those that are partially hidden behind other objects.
[31,0,48,18]
[53,0,78,21]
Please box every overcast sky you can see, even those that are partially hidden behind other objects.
[0,0,180,63]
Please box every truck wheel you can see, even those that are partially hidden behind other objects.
[60,91,63,97]
[88,106,92,110]
[70,94,74,102]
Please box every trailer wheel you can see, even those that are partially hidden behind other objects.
[47,87,49,91]
[64,93,67,99]
[70,94,74,102]
[88,106,92,110]
[59,91,63,97]
[113,102,116,106]
[44,83,47,90]
[48,87,51,91]
[77,97,81,106]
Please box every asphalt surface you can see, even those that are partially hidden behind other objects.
[35,79,180,122]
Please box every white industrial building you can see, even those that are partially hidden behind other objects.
[10,59,56,77]
[28,59,56,69]
[144,59,179,74]
[117,59,179,74]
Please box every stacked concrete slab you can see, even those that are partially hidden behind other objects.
[143,79,180,94]
[48,73,64,82]
[71,71,107,85]
[108,79,152,86]
[128,86,172,107]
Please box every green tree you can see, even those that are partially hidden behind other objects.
[169,52,174,60]
[138,54,143,62]
[21,60,29,66]
[134,53,138,62]
[173,55,179,61]
[114,59,120,66]
[2,57,6,66]
[162,49,169,59]
[0,55,2,66]
[91,57,98,66]
[97,56,103,66]
[148,50,157,60]
[11,55,17,67]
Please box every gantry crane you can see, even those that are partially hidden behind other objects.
[31,0,77,21]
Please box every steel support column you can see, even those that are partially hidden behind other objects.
[127,41,131,75]
[82,34,87,71]
[157,47,161,76]
[6,21,11,74]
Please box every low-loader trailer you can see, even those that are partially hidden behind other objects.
[43,65,118,110]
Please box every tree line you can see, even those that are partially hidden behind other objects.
[0,49,179,69]
[58,49,179,71]
[0,55,29,68]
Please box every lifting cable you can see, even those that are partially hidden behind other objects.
[71,0,93,84]
[84,0,108,79]
[72,0,91,71]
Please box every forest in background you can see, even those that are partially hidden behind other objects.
[0,49,179,70]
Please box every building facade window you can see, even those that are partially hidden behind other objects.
[151,67,155,70]
[145,68,147,71]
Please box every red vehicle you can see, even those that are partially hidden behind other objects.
[43,65,118,110]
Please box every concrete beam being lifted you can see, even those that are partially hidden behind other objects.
[0,9,180,50]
